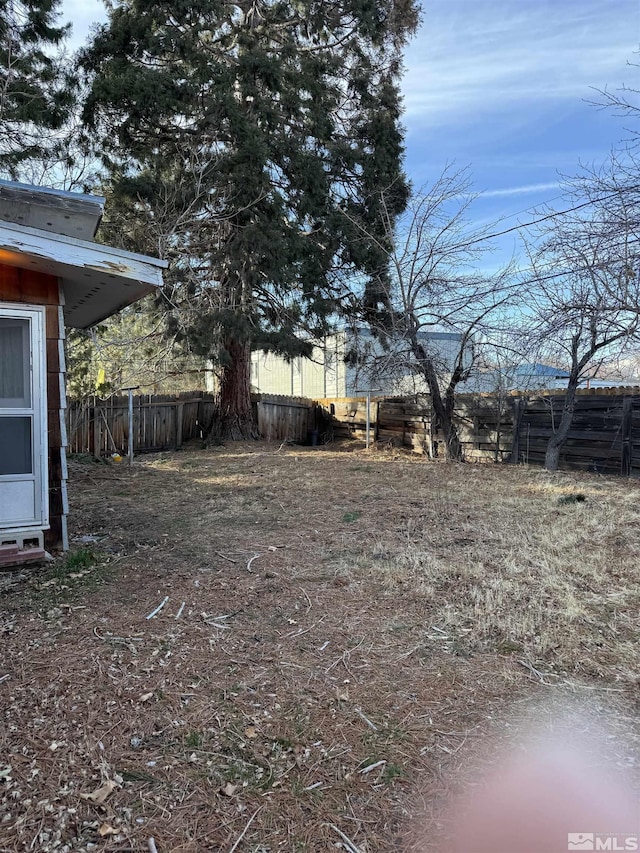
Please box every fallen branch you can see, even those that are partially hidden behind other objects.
[175,602,186,619]
[358,759,386,775]
[300,586,312,612]
[146,596,169,620]
[395,642,424,661]
[286,624,315,638]
[327,823,363,853]
[325,639,364,673]
[202,613,232,629]
[227,806,262,853]
[216,552,237,564]
[246,554,261,573]
[92,627,143,654]
[516,657,556,686]
[354,707,377,731]
[148,839,158,853]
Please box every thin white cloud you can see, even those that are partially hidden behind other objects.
[403,0,640,125]
[480,182,560,199]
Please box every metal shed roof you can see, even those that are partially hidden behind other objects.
[0,179,105,241]
[0,180,167,328]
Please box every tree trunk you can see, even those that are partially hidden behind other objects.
[215,336,258,441]
[544,381,578,471]
[420,356,463,461]
[438,401,463,461]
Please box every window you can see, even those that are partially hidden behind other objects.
[0,417,32,475]
[0,318,30,408]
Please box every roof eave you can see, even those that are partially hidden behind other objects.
[0,220,167,328]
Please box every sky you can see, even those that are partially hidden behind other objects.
[64,0,640,259]
[402,0,640,255]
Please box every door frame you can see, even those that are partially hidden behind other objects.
[0,302,48,530]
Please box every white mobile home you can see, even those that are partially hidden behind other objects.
[250,328,472,397]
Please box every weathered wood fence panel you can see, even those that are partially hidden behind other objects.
[378,397,432,454]
[67,392,313,455]
[513,393,640,475]
[320,388,640,476]
[253,394,315,442]
[316,396,433,453]
[67,392,217,455]
[315,397,379,442]
[453,394,514,462]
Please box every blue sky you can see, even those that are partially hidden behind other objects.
[65,0,640,253]
[401,0,640,255]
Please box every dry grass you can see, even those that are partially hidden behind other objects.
[1,443,640,852]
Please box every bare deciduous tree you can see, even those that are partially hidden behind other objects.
[342,166,516,459]
[520,167,640,470]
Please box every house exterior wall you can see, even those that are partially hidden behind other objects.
[250,329,469,397]
[250,335,348,398]
[0,263,68,551]
[251,350,296,396]
[326,332,347,397]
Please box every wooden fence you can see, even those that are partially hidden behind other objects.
[318,388,640,475]
[453,394,514,462]
[316,396,433,454]
[66,392,316,455]
[66,392,217,456]
[66,387,640,477]
[315,394,507,458]
[253,394,316,443]
[512,391,640,475]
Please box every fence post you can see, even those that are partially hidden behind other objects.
[374,399,380,444]
[176,403,184,449]
[128,390,134,465]
[365,391,371,448]
[621,396,632,476]
[92,406,102,458]
[510,397,521,464]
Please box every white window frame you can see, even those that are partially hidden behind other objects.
[0,302,48,529]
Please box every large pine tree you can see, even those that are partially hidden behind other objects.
[82,0,419,438]
[0,0,74,177]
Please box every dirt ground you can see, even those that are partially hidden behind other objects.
[2,442,640,852]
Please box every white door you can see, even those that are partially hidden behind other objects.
[0,306,48,529]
